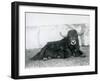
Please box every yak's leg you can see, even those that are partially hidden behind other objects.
[64,49,72,58]
[57,52,64,58]
[74,49,86,57]
[42,49,49,61]
[42,49,53,60]
[79,50,86,57]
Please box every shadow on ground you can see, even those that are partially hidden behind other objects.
[25,46,89,68]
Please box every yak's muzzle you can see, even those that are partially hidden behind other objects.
[71,40,76,45]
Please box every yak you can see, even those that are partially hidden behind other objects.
[31,29,85,60]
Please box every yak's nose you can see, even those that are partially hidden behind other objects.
[71,40,76,45]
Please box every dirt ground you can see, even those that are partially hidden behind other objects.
[25,46,89,68]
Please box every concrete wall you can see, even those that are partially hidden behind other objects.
[26,24,89,49]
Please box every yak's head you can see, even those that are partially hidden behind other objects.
[67,30,78,45]
[60,29,79,46]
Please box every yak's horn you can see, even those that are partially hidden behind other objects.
[78,32,84,36]
[59,32,65,38]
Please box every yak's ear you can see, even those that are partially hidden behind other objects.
[66,36,70,40]
[64,36,68,40]
[64,36,70,43]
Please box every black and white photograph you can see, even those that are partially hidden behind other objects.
[25,12,89,68]
[11,2,97,79]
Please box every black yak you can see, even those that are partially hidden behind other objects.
[31,29,85,60]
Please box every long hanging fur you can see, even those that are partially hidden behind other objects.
[30,46,48,60]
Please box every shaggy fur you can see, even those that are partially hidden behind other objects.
[31,29,85,60]
[64,30,83,57]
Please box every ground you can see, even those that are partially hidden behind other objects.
[25,46,89,68]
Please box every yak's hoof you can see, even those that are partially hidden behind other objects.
[48,56,51,59]
[80,54,86,57]
[43,57,48,61]
[57,56,61,58]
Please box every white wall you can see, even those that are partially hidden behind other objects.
[26,12,89,49]
[0,0,99,81]
[26,24,89,49]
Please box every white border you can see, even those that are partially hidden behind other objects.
[19,5,95,76]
